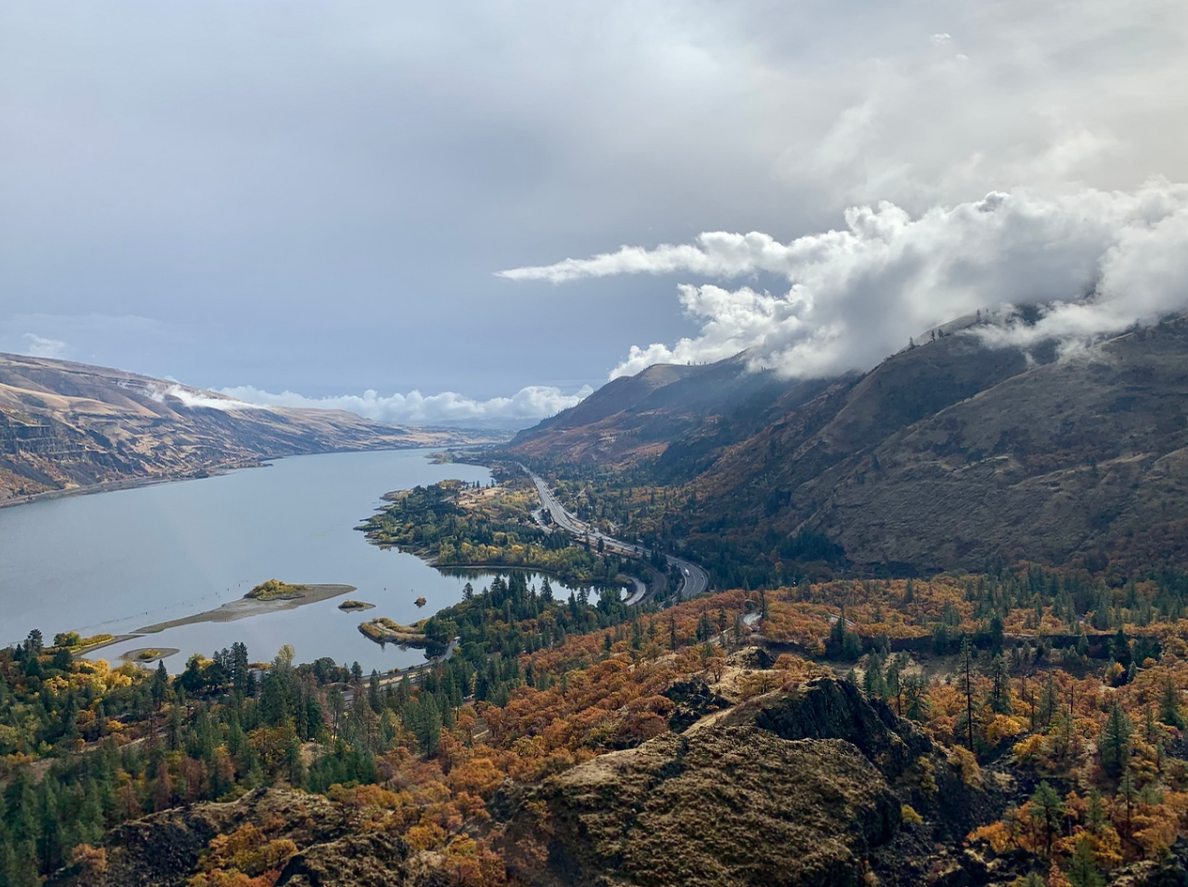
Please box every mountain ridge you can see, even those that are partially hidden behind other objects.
[501,316,1188,577]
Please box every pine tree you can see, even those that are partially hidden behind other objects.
[960,636,975,752]
[1066,838,1105,887]
[1100,700,1132,780]
[1160,677,1184,728]
[1030,780,1064,856]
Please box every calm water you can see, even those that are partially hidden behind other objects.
[0,449,502,672]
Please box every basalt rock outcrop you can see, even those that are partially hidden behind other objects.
[499,677,993,887]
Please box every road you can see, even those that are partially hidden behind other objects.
[519,464,710,604]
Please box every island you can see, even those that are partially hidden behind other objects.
[358,617,429,646]
[244,578,308,600]
[135,582,356,633]
[338,599,375,611]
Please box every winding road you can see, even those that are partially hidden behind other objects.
[519,465,710,604]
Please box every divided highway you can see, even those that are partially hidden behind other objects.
[519,465,710,604]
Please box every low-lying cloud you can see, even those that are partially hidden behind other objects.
[220,384,593,428]
[21,333,69,359]
[500,181,1188,379]
[153,384,267,412]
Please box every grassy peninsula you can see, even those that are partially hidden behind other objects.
[357,477,626,588]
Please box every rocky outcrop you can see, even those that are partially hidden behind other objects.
[277,832,411,887]
[661,677,730,732]
[502,726,901,887]
[499,677,997,887]
[59,790,351,887]
[720,676,930,779]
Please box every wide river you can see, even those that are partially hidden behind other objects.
[0,449,508,672]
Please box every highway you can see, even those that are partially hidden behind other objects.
[519,464,710,604]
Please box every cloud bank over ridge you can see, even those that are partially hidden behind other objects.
[220,384,593,428]
[501,182,1188,379]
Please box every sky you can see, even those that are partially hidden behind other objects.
[2,1,1186,426]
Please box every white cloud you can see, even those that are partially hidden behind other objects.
[21,333,68,359]
[151,384,266,412]
[219,384,593,427]
[501,181,1188,379]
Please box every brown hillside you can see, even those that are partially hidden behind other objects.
[0,353,495,504]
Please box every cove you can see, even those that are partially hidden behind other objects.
[0,449,500,672]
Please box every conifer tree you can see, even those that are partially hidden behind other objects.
[1100,700,1132,780]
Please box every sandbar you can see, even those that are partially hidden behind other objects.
[136,584,356,633]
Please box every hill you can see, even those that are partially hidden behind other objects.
[502,316,1188,576]
[0,353,497,505]
[505,353,828,470]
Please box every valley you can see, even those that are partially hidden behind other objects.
[5,323,1188,887]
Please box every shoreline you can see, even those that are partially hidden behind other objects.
[0,459,268,511]
[0,441,485,512]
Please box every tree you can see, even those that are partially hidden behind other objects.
[903,673,930,721]
[1100,700,1132,780]
[1030,780,1064,856]
[960,636,975,752]
[404,695,442,757]
[151,661,170,709]
[1066,839,1105,887]
[987,654,1012,714]
[1160,677,1184,728]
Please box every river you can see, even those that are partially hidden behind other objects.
[0,449,517,672]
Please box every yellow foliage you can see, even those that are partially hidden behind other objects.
[949,746,982,787]
[985,715,1027,747]
[1013,733,1047,764]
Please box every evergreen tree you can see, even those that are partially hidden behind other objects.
[1160,677,1184,728]
[1100,700,1133,780]
[1030,780,1064,856]
[1066,839,1105,887]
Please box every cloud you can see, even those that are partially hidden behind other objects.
[500,181,1188,379]
[150,384,266,412]
[219,384,593,428]
[21,333,68,359]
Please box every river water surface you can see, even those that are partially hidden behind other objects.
[0,449,503,672]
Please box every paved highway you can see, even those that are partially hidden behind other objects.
[519,464,711,604]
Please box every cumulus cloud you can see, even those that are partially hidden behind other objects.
[21,333,68,359]
[501,181,1188,379]
[219,384,593,428]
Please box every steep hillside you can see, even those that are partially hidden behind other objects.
[504,316,1188,575]
[505,353,820,469]
[0,353,495,504]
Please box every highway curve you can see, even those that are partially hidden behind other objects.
[519,464,711,604]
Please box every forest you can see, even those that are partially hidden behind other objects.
[5,558,1188,884]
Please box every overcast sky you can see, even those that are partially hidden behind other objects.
[2,1,1186,425]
